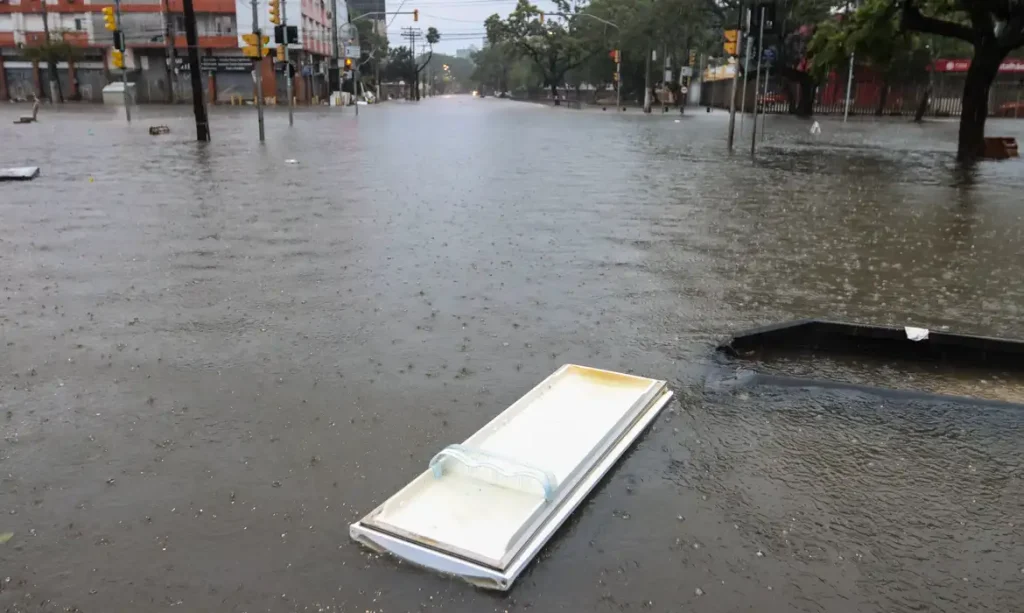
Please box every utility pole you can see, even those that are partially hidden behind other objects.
[251,0,265,141]
[401,27,421,100]
[114,0,130,121]
[750,5,765,156]
[282,0,293,125]
[162,0,176,102]
[330,0,340,95]
[182,0,209,139]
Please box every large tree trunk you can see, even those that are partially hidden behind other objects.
[875,79,889,116]
[958,44,1005,162]
[795,75,814,117]
[550,81,560,105]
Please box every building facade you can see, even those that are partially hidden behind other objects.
[0,0,343,103]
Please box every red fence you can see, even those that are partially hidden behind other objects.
[701,71,1024,118]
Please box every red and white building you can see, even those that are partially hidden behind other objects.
[0,0,344,102]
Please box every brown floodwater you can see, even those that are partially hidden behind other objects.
[0,98,1022,612]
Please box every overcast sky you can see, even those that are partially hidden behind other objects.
[382,0,559,55]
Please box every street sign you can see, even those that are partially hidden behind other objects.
[679,66,693,77]
[242,33,269,46]
[664,69,672,82]
[681,86,688,94]
[243,46,270,58]
[763,48,776,63]
[344,44,361,58]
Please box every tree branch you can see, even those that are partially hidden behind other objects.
[901,2,975,43]
[516,38,553,80]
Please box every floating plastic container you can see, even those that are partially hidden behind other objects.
[350,364,672,590]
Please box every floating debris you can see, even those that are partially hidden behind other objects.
[0,532,13,545]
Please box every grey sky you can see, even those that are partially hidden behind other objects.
[382,0,558,55]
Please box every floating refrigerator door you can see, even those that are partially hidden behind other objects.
[350,364,673,590]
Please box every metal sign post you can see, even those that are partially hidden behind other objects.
[740,8,753,133]
[750,5,766,156]
[762,53,772,141]
[341,24,359,114]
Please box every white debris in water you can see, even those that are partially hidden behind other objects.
[810,121,821,135]
[694,588,704,596]
[285,159,299,164]
[756,550,764,557]
[905,326,929,341]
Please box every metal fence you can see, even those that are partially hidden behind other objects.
[701,73,1024,118]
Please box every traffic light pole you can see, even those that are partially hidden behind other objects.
[727,3,743,151]
[251,0,265,141]
[113,0,130,122]
[282,1,293,126]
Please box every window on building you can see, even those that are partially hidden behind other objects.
[74,18,83,31]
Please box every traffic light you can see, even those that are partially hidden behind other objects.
[413,9,418,21]
[723,29,738,56]
[344,57,353,69]
[609,49,620,63]
[268,0,281,25]
[688,50,696,66]
[277,45,285,60]
[242,32,270,57]
[102,6,117,31]
[111,49,124,69]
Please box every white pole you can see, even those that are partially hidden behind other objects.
[844,52,855,122]
[761,62,769,141]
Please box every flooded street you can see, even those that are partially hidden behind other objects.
[1,98,1022,612]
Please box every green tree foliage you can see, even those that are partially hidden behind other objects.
[21,38,80,65]
[382,45,416,89]
[705,0,841,116]
[807,0,931,115]
[898,0,1024,161]
[486,0,598,104]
